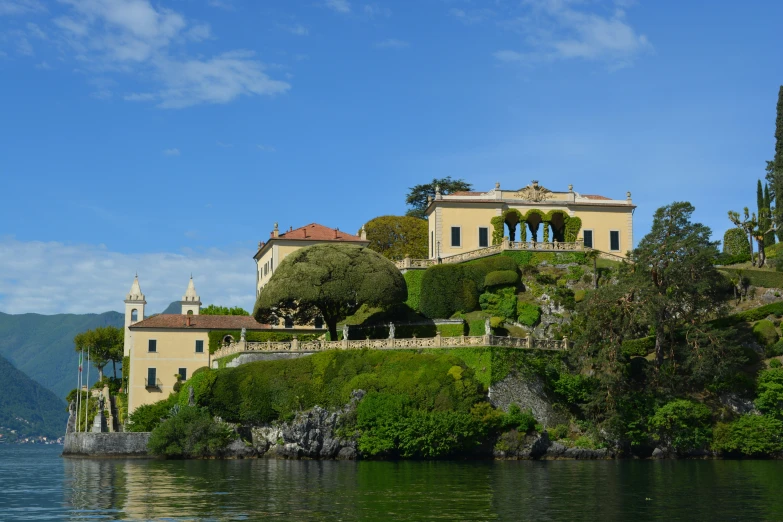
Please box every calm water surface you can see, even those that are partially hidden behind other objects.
[1,445,782,521]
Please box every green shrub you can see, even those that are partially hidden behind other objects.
[479,287,518,321]
[436,323,467,337]
[502,404,537,433]
[723,228,751,256]
[147,406,236,458]
[403,270,425,312]
[621,336,655,357]
[517,303,541,327]
[753,320,779,346]
[715,252,751,265]
[536,273,556,285]
[549,424,569,440]
[713,415,783,456]
[711,301,783,328]
[768,340,783,357]
[127,396,176,432]
[755,368,783,417]
[567,265,584,281]
[771,359,782,368]
[484,270,520,288]
[468,319,486,336]
[648,399,713,454]
[501,251,533,267]
[490,317,504,329]
[463,256,518,293]
[354,392,493,458]
[574,289,586,303]
[553,287,576,311]
[553,373,592,403]
[419,265,480,319]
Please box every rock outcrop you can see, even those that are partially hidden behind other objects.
[489,373,568,428]
[250,390,364,460]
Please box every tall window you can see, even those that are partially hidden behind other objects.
[131,309,138,322]
[610,231,620,251]
[583,230,593,248]
[195,340,204,353]
[431,232,434,257]
[451,227,461,247]
[284,317,294,328]
[148,339,157,353]
[147,368,157,387]
[478,227,489,248]
[178,368,187,381]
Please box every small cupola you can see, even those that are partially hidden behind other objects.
[181,275,202,315]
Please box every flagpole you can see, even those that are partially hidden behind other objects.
[75,349,82,433]
[84,348,90,432]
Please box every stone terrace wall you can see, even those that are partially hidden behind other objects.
[62,432,151,458]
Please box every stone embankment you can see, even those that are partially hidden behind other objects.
[62,432,152,458]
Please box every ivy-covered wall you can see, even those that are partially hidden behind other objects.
[490,209,582,245]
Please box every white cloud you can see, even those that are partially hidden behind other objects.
[0,0,45,16]
[207,0,234,11]
[163,148,180,156]
[52,0,289,108]
[34,60,51,69]
[364,4,391,18]
[494,0,651,67]
[375,38,408,49]
[286,24,308,36]
[0,237,255,314]
[256,144,275,152]
[449,8,493,25]
[216,141,233,148]
[325,0,351,14]
[26,22,47,40]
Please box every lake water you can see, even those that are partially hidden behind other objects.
[1,445,783,521]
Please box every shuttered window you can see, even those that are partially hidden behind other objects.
[583,230,593,248]
[610,231,620,251]
[478,227,489,248]
[451,227,461,247]
[148,339,157,352]
[195,340,204,353]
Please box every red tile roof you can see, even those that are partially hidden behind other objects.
[278,223,365,242]
[130,314,270,330]
[450,191,486,196]
[582,194,611,200]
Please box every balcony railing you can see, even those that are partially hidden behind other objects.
[144,378,162,389]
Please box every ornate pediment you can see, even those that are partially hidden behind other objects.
[516,180,553,202]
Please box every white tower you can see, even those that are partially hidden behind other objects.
[181,276,202,315]
[124,275,146,357]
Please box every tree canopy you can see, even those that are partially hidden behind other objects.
[253,243,407,340]
[363,215,428,260]
[405,177,472,219]
[200,305,250,316]
[73,325,124,380]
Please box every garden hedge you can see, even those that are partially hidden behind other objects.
[753,320,779,346]
[484,270,520,288]
[403,270,425,312]
[718,268,783,290]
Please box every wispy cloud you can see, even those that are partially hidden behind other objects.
[256,144,276,152]
[364,4,391,18]
[375,38,408,49]
[493,0,651,68]
[206,0,235,11]
[285,24,309,36]
[216,141,233,148]
[163,148,180,156]
[49,0,289,108]
[449,8,494,25]
[0,0,45,16]
[325,0,351,14]
[0,237,255,314]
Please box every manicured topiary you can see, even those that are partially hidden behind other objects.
[403,270,425,312]
[753,319,779,346]
[419,265,476,318]
[723,228,751,256]
[484,270,520,288]
[517,303,540,327]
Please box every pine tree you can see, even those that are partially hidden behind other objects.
[774,86,783,240]
[765,183,776,246]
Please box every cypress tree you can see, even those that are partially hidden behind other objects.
[774,86,783,240]
[758,179,764,219]
[765,183,776,245]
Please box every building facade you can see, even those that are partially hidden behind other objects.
[254,222,369,297]
[425,181,635,259]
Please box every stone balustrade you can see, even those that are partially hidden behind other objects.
[394,240,589,270]
[212,334,568,360]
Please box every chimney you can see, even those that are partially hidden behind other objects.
[334,228,338,239]
[272,222,279,238]
[186,316,192,327]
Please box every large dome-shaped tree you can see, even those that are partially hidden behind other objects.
[253,243,407,340]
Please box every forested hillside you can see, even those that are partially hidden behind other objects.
[0,354,68,440]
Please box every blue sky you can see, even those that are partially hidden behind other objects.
[0,0,781,314]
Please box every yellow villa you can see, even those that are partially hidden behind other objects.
[254,222,369,297]
[425,180,635,260]
[124,276,272,413]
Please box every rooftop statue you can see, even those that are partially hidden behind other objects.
[516,180,553,202]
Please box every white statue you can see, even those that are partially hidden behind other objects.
[342,323,349,340]
[485,318,491,336]
[388,322,395,339]
[240,327,246,342]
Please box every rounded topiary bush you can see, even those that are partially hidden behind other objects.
[484,270,519,288]
[753,319,779,347]
[723,228,750,256]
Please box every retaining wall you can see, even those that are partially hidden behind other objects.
[62,432,152,458]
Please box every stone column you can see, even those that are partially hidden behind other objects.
[562,337,569,351]
[291,335,299,352]
[435,331,442,348]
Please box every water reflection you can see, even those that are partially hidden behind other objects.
[1,445,780,521]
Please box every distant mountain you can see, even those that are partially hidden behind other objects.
[0,302,180,400]
[0,353,68,440]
